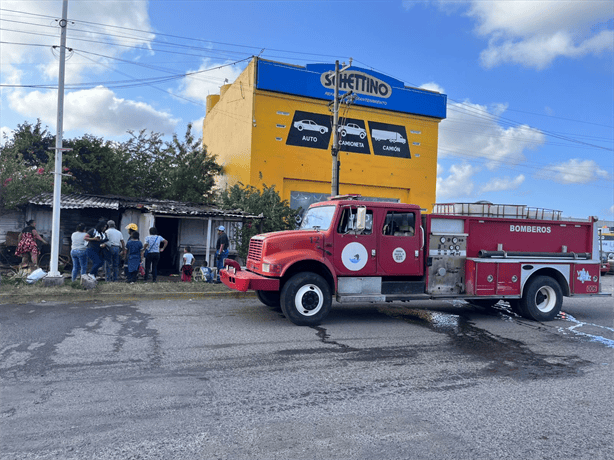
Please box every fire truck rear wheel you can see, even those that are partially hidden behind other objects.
[520,276,562,321]
[280,272,332,326]
[507,299,523,316]
[256,290,281,308]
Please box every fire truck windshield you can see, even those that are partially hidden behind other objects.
[300,205,336,231]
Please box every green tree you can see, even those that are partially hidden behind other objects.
[162,123,222,203]
[218,183,300,260]
[63,134,130,195]
[0,150,55,211]
[0,122,57,211]
[118,129,169,198]
[4,120,55,166]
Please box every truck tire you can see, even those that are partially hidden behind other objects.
[280,272,332,326]
[519,276,562,321]
[256,290,281,308]
[507,299,523,316]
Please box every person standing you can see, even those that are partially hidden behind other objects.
[125,231,143,283]
[122,223,138,279]
[70,223,88,282]
[105,220,125,282]
[85,221,107,278]
[15,219,48,269]
[143,227,167,282]
[215,225,229,283]
[181,246,194,282]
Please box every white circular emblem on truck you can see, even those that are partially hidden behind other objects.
[393,247,406,263]
[341,242,368,271]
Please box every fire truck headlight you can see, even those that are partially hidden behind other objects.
[262,263,281,274]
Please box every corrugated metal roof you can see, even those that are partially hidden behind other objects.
[28,193,263,219]
[29,192,120,210]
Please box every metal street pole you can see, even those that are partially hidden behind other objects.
[331,60,340,197]
[48,0,69,279]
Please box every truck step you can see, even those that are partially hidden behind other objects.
[335,293,430,303]
[382,281,426,295]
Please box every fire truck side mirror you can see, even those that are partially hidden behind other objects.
[356,206,367,232]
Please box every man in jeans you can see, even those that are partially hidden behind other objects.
[104,220,125,282]
[215,225,229,283]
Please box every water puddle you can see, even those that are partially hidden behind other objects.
[557,312,614,349]
[380,306,591,380]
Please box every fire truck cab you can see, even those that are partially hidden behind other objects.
[221,197,606,326]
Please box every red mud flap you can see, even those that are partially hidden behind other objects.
[220,259,280,292]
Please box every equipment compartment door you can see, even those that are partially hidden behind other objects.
[378,210,423,276]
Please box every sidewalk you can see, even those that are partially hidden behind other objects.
[0,272,255,304]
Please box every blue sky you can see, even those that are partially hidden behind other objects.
[1,0,612,220]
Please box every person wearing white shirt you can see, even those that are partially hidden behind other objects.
[181,246,195,282]
[70,223,88,281]
[105,220,125,282]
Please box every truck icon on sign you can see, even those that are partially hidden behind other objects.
[294,119,329,135]
[372,129,406,144]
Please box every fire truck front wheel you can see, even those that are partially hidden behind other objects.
[256,290,281,308]
[520,276,563,321]
[280,272,332,326]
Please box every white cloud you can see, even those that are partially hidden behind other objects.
[8,86,179,136]
[0,127,13,146]
[438,0,614,69]
[538,159,609,184]
[439,99,546,169]
[178,59,245,105]
[479,29,614,70]
[190,117,204,140]
[0,1,155,84]
[480,174,525,193]
[436,163,478,200]
[420,82,445,94]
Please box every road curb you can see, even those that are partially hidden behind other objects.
[0,290,257,304]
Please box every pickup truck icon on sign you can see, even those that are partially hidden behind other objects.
[339,123,367,139]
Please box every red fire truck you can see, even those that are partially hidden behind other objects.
[221,196,606,326]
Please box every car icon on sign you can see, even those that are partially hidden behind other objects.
[339,123,366,139]
[294,119,329,134]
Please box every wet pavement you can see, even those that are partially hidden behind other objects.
[1,277,612,459]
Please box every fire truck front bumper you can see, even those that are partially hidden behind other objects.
[220,259,280,292]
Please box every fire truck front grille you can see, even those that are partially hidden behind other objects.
[248,239,264,262]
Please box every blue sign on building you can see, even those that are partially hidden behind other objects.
[256,59,447,119]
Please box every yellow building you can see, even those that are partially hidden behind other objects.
[203,58,446,212]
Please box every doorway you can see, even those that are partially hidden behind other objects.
[154,217,180,275]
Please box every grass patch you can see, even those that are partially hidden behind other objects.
[0,272,231,299]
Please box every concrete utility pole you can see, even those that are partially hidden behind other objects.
[46,0,69,283]
[330,59,353,197]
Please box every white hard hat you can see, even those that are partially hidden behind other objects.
[218,226,225,231]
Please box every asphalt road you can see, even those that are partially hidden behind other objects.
[1,277,613,460]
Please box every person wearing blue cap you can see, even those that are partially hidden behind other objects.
[214,225,229,283]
